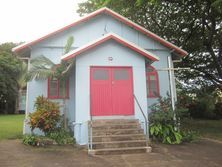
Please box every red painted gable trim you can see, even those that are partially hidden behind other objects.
[62,34,159,61]
[13,7,188,57]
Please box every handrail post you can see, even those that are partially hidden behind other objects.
[89,94,93,150]
[133,94,149,147]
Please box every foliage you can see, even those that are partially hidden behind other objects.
[78,0,222,90]
[189,94,217,119]
[23,134,56,146]
[29,96,61,134]
[150,122,182,144]
[0,43,25,114]
[47,127,74,145]
[181,130,199,143]
[149,96,197,144]
[26,36,74,81]
[176,82,222,119]
[23,134,37,146]
[215,102,222,119]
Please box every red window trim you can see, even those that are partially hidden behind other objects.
[147,65,160,98]
[47,77,69,99]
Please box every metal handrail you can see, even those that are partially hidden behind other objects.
[88,94,93,150]
[133,94,149,146]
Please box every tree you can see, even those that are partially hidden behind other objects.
[0,43,24,114]
[77,0,222,89]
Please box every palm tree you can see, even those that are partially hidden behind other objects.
[16,61,28,114]
[26,36,74,129]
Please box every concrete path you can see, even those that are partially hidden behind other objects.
[0,139,221,167]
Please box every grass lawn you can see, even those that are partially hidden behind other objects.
[0,114,25,140]
[182,119,222,141]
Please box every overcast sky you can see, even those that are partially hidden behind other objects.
[0,0,84,44]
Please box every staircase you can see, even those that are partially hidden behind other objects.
[88,119,151,155]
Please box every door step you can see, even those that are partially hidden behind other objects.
[88,146,152,155]
[88,119,151,155]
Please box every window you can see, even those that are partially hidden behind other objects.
[48,77,69,99]
[93,69,109,80]
[114,69,129,80]
[146,65,160,98]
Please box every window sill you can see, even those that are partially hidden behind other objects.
[147,96,160,99]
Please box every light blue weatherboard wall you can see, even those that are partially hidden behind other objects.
[24,13,176,141]
[75,40,148,144]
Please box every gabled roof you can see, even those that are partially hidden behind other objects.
[12,7,188,57]
[61,33,159,61]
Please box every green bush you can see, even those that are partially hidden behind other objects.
[47,127,74,145]
[29,96,61,134]
[23,134,37,146]
[149,96,197,144]
[215,102,222,119]
[181,130,199,143]
[24,96,75,146]
[23,134,56,146]
[189,94,219,119]
[150,122,182,144]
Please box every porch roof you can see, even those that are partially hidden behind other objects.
[61,33,159,62]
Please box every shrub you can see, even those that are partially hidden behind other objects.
[29,96,61,134]
[23,134,55,146]
[149,96,196,144]
[189,94,217,119]
[23,134,37,146]
[150,122,183,144]
[215,102,222,119]
[25,96,75,146]
[181,130,199,143]
[47,127,74,145]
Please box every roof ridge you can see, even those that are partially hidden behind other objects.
[12,7,188,56]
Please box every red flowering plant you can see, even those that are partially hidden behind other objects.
[29,96,61,135]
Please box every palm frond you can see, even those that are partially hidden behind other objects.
[64,36,74,54]
[17,61,28,88]
[26,36,75,82]
[26,56,56,81]
[30,55,55,67]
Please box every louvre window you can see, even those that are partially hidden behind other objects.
[146,66,160,98]
[48,77,69,99]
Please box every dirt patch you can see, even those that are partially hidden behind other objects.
[0,139,222,167]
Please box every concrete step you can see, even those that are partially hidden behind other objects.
[92,128,144,136]
[92,140,147,149]
[92,123,140,130]
[88,119,151,155]
[92,134,146,142]
[88,146,152,155]
[91,119,139,125]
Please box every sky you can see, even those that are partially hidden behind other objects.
[0,0,85,44]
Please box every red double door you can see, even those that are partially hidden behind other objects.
[90,67,134,116]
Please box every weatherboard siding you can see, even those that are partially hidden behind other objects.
[34,14,168,52]
[75,40,148,144]
[24,13,175,142]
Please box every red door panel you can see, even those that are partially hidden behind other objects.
[91,68,112,116]
[112,68,134,115]
[90,67,134,116]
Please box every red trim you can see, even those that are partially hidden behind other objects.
[13,8,188,57]
[63,34,159,61]
[47,77,69,99]
[146,66,160,98]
